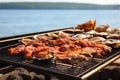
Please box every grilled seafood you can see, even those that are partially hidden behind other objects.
[8,45,25,55]
[63,29,84,34]
[8,37,111,61]
[107,33,120,39]
[106,28,112,33]
[93,43,112,52]
[95,32,108,37]
[91,37,106,42]
[95,25,109,32]
[21,38,45,46]
[80,47,105,57]
[76,20,96,31]
[73,39,111,51]
[103,39,120,48]
[86,30,97,35]
[9,20,120,64]
[113,43,120,48]
[21,38,34,45]
[24,45,35,59]
[110,28,120,34]
[103,39,120,45]
[72,33,93,40]
[55,51,88,61]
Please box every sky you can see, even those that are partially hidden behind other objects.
[0,0,120,5]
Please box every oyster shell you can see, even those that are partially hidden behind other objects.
[86,30,97,35]
[33,34,45,40]
[113,43,120,48]
[21,38,33,45]
[91,37,106,42]
[103,39,120,45]
[103,39,120,48]
[76,20,96,31]
[95,25,109,32]
[95,32,109,37]
[72,33,93,40]
[107,33,120,39]
[106,28,112,33]
[110,28,120,34]
[63,29,84,34]
[33,52,54,61]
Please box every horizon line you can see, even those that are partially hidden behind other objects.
[0,1,120,5]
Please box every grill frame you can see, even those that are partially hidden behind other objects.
[0,28,120,80]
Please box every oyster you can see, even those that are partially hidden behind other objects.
[95,25,109,32]
[113,43,120,48]
[91,37,106,42]
[21,38,33,45]
[46,33,58,40]
[63,29,84,34]
[86,30,97,35]
[103,39,119,44]
[95,32,108,37]
[106,28,112,33]
[33,34,46,40]
[107,33,120,39]
[76,20,96,31]
[72,33,93,40]
[110,28,120,34]
[33,52,54,60]
[103,39,120,48]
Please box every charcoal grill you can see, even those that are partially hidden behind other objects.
[0,28,120,80]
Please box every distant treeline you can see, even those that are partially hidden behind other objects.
[0,2,120,9]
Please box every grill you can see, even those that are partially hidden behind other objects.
[0,28,120,80]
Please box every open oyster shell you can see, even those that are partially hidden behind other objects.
[95,25,109,32]
[103,39,120,48]
[107,33,120,39]
[91,36,106,42]
[76,20,96,31]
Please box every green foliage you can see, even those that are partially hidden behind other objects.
[0,2,120,9]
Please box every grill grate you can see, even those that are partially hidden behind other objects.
[0,34,120,80]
